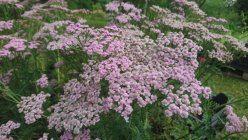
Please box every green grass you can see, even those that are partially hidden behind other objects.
[202,0,243,36]
[205,73,248,139]
[205,73,248,116]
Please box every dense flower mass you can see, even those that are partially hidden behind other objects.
[48,78,102,133]
[0,0,18,5]
[140,2,246,63]
[17,92,50,124]
[0,0,247,139]
[48,23,212,133]
[225,105,248,134]
[0,121,20,140]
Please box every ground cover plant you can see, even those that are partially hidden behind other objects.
[0,0,248,139]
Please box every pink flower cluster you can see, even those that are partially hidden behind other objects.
[47,36,80,51]
[0,121,20,140]
[17,92,50,124]
[206,17,227,23]
[66,19,90,35]
[98,56,132,77]
[33,20,72,40]
[0,0,18,5]
[48,23,212,133]
[21,0,89,20]
[48,78,102,133]
[224,105,248,134]
[105,1,144,23]
[0,20,13,31]
[33,20,91,51]
[84,25,125,56]
[36,74,49,88]
[0,38,39,58]
[148,1,246,63]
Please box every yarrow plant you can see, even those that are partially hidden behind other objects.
[225,105,248,134]
[0,121,20,140]
[0,0,247,139]
[105,1,144,23]
[104,0,247,63]
[17,92,50,124]
[0,20,13,31]
[36,74,49,88]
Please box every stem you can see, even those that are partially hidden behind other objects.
[56,50,62,84]
[0,81,20,103]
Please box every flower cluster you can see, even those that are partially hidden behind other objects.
[48,78,102,133]
[105,1,144,23]
[84,25,125,56]
[33,19,91,51]
[147,1,246,63]
[21,0,89,20]
[224,105,248,134]
[36,74,49,88]
[0,0,18,5]
[0,121,20,140]
[66,19,90,35]
[33,20,72,40]
[0,38,39,58]
[0,0,26,9]
[17,92,50,124]
[48,23,212,133]
[0,20,13,31]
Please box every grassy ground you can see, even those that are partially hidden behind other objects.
[202,0,243,36]
[206,74,248,113]
[202,0,248,139]
[205,73,248,139]
[202,0,248,113]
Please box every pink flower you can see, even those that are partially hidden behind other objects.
[0,20,13,31]
[0,121,20,140]
[36,74,49,88]
[224,105,248,134]
[17,92,50,124]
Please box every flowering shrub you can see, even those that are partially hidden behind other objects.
[0,0,247,139]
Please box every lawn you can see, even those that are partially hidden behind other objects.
[206,74,248,113]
